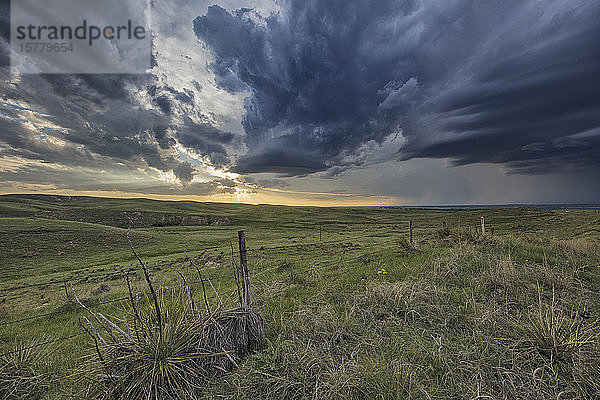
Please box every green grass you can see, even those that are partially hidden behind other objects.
[0,195,599,399]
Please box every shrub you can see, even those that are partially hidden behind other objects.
[83,288,264,400]
[77,239,265,399]
[511,287,599,364]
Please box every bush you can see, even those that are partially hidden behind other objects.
[83,288,264,399]
[77,240,265,399]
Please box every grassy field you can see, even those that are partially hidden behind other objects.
[1,194,599,399]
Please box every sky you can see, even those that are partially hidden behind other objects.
[0,0,599,206]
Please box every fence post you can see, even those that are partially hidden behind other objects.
[238,230,250,311]
[409,220,413,246]
[481,216,485,235]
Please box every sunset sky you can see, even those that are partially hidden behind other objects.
[1,0,599,206]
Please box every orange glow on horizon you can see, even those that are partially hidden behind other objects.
[0,187,403,207]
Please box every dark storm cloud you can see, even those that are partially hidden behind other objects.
[399,5,600,174]
[194,0,600,176]
[194,2,407,175]
[0,59,234,184]
[256,178,290,189]
[42,74,133,103]
[234,134,327,175]
[0,73,168,166]
[0,162,237,196]
[176,117,236,167]
[152,124,175,149]
[0,0,9,69]
[0,0,240,187]
[154,95,173,114]
[172,161,196,182]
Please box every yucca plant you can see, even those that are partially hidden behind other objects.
[511,286,600,364]
[77,236,265,400]
[85,290,261,399]
[0,338,53,399]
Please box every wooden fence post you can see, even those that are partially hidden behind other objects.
[319,223,322,242]
[481,216,485,235]
[409,220,413,245]
[238,230,250,310]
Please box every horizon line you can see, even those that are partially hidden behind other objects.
[1,192,599,210]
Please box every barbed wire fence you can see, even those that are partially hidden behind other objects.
[0,216,500,357]
[0,231,266,358]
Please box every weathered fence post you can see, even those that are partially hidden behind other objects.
[319,223,322,242]
[409,220,413,246]
[237,230,250,311]
[481,216,486,235]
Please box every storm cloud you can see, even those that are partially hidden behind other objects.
[0,68,236,184]
[194,0,600,176]
[1,0,599,205]
[0,0,241,187]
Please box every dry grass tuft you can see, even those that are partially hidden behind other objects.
[511,287,599,364]
[551,239,599,257]
[0,339,53,399]
[358,279,441,325]
[394,236,416,253]
[535,263,571,290]
[88,294,263,398]
[483,257,518,292]
[363,279,435,310]
[437,226,504,247]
